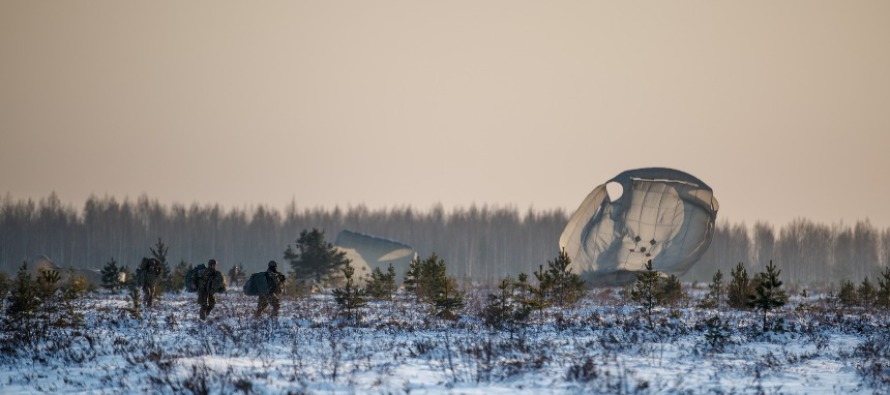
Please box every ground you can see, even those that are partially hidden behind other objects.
[1,288,888,394]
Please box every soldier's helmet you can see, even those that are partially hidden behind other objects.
[208,259,218,268]
[268,260,278,269]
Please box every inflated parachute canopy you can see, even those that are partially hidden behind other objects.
[559,168,719,284]
[334,230,416,283]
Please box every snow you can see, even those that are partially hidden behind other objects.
[1,290,888,394]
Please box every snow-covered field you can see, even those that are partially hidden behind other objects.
[2,289,889,394]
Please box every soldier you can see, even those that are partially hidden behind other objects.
[228,264,245,287]
[255,260,286,318]
[136,257,163,308]
[194,258,225,320]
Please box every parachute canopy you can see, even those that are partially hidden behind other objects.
[559,168,719,284]
[334,230,416,282]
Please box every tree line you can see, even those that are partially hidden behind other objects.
[2,192,889,287]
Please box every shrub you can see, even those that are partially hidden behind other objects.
[747,260,787,331]
[699,270,724,308]
[858,277,877,307]
[538,249,586,306]
[365,263,397,301]
[727,262,751,309]
[5,263,40,322]
[482,276,530,331]
[631,260,662,327]
[331,261,367,322]
[660,274,685,306]
[0,272,10,302]
[838,280,858,307]
[404,253,454,303]
[100,258,123,292]
[878,266,890,308]
[433,280,464,321]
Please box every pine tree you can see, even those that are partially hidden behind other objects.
[727,262,751,309]
[747,260,788,330]
[58,269,86,328]
[0,272,10,303]
[366,263,397,301]
[332,261,366,322]
[700,270,724,308]
[631,260,662,327]
[858,277,877,307]
[514,272,540,312]
[877,266,890,308]
[100,257,122,291]
[169,260,191,293]
[5,263,40,323]
[150,238,172,292]
[482,276,530,332]
[544,249,585,306]
[403,257,421,295]
[432,278,464,321]
[837,280,857,307]
[660,274,685,306]
[403,253,449,302]
[35,268,61,303]
[284,228,349,291]
[529,264,553,312]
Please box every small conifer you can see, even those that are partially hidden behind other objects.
[332,261,367,322]
[747,260,788,330]
[877,266,890,308]
[727,262,751,309]
[631,260,662,327]
[100,258,122,292]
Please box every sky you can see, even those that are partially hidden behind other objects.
[2,1,889,229]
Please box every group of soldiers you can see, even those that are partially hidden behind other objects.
[135,258,286,320]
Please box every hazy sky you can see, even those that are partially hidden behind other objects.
[2,1,889,228]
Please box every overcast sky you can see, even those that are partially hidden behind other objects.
[2,1,889,228]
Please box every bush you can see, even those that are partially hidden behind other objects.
[747,261,787,331]
[331,261,366,322]
[660,274,685,306]
[631,260,662,327]
[838,280,857,307]
[699,270,723,308]
[537,249,585,306]
[482,276,530,331]
[727,262,751,309]
[404,253,456,303]
[365,263,397,301]
[0,272,10,302]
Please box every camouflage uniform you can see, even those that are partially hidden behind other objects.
[196,259,225,320]
[228,265,245,287]
[256,261,286,318]
[137,258,163,308]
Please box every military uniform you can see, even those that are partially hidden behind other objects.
[137,258,163,308]
[196,259,225,320]
[256,261,286,318]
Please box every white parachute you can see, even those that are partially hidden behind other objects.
[559,168,719,284]
[334,230,416,283]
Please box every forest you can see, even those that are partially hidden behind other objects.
[2,192,889,288]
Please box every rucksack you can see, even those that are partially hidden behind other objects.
[185,264,206,293]
[243,272,270,296]
[136,258,161,287]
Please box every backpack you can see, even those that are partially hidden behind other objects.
[185,264,206,292]
[243,272,270,296]
[136,258,161,287]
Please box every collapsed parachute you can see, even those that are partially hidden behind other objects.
[559,168,719,284]
[334,230,416,282]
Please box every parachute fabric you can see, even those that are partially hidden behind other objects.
[559,168,719,283]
